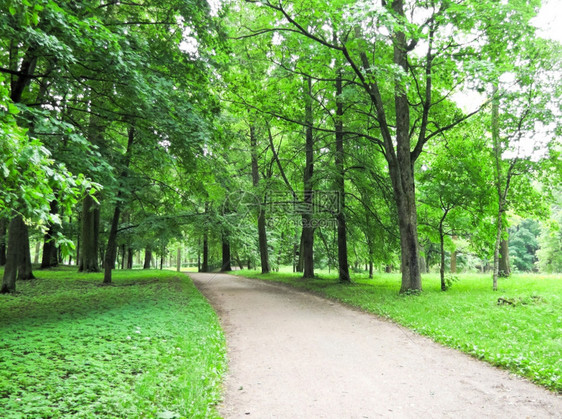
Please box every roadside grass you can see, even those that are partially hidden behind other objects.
[232,269,562,393]
[0,267,226,418]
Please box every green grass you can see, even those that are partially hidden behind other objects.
[0,267,226,418]
[232,269,562,393]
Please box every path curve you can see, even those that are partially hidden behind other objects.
[190,273,561,418]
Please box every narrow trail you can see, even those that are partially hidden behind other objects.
[190,273,561,418]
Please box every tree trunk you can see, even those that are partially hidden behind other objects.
[197,237,201,271]
[103,126,134,284]
[439,226,446,291]
[296,234,304,273]
[18,220,35,280]
[221,236,232,272]
[1,216,23,292]
[389,169,422,292]
[1,49,38,288]
[103,204,122,283]
[34,241,41,264]
[492,211,502,291]
[492,84,503,291]
[334,69,350,283]
[143,248,152,269]
[499,237,510,277]
[349,0,423,292]
[302,76,315,279]
[250,124,270,274]
[119,244,125,270]
[127,248,133,269]
[0,217,6,266]
[41,200,59,269]
[392,35,423,293]
[201,232,209,272]
[78,194,100,272]
[176,247,181,272]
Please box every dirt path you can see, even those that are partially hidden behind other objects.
[190,273,561,418]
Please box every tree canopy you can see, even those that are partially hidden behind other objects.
[1,0,561,293]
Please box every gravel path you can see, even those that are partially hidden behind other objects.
[190,272,562,418]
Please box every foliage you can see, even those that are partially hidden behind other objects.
[233,269,562,392]
[537,198,562,273]
[0,74,93,232]
[509,218,541,272]
[0,268,226,418]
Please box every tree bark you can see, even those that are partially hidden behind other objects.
[18,219,35,280]
[250,124,270,274]
[103,125,135,284]
[127,248,134,269]
[143,248,152,269]
[349,0,423,292]
[201,232,209,272]
[439,225,446,291]
[0,217,7,266]
[119,244,126,270]
[296,234,304,272]
[103,204,122,282]
[41,200,59,269]
[492,84,503,291]
[335,69,350,283]
[1,216,22,293]
[302,76,315,279]
[221,235,232,272]
[78,194,100,272]
[493,211,502,291]
[34,242,41,265]
[499,237,511,277]
[391,1,422,292]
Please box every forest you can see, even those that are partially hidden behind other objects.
[2,0,562,416]
[1,0,561,293]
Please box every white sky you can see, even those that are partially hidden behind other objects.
[533,0,562,43]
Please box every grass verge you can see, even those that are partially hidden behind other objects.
[232,269,561,393]
[0,267,226,418]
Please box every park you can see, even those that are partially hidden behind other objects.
[1,0,561,417]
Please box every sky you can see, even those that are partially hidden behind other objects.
[533,0,562,42]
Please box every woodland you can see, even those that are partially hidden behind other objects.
[1,0,562,294]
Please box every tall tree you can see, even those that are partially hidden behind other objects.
[0,218,6,266]
[250,124,271,273]
[334,68,350,283]
[78,194,100,272]
[301,76,315,279]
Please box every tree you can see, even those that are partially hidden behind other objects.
[250,123,271,274]
[509,218,540,272]
[236,0,542,291]
[417,126,492,290]
[0,74,91,292]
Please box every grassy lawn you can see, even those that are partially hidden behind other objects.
[0,267,226,418]
[232,268,562,393]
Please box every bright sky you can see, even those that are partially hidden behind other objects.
[533,0,562,42]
